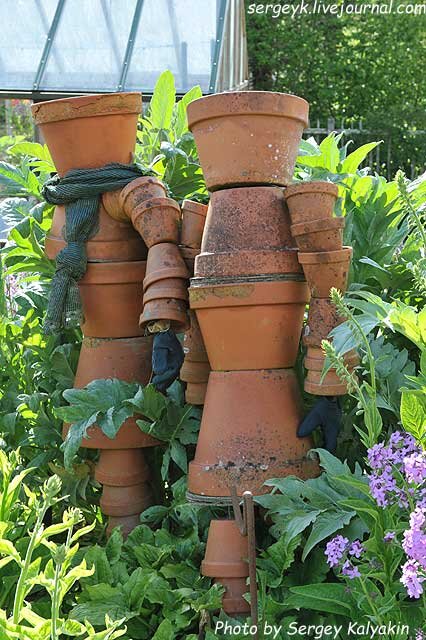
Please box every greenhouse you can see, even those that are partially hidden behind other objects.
[0,1,425,639]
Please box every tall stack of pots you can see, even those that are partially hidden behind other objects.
[186,92,322,615]
[285,183,356,394]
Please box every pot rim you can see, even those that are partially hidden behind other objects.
[179,246,200,258]
[290,217,345,236]
[79,260,146,284]
[143,287,188,304]
[297,246,352,265]
[133,196,181,215]
[201,559,249,578]
[284,181,339,199]
[189,278,309,309]
[120,175,167,206]
[305,380,347,396]
[187,91,309,128]
[143,267,189,291]
[31,92,142,125]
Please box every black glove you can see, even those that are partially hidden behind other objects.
[151,330,184,393]
[297,397,342,453]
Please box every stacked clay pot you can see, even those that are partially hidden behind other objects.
[186,91,319,614]
[179,200,211,405]
[32,93,159,537]
[285,182,356,395]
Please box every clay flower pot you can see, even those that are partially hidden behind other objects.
[188,369,319,498]
[284,182,339,225]
[31,93,142,176]
[63,335,158,450]
[187,92,309,190]
[195,248,302,279]
[185,382,208,406]
[139,300,189,333]
[189,277,309,370]
[180,360,210,384]
[183,311,209,362]
[179,246,199,275]
[144,243,190,288]
[45,202,147,262]
[304,378,348,397]
[303,297,343,346]
[143,278,189,304]
[181,200,208,250]
[131,197,181,248]
[78,261,146,338]
[202,520,250,615]
[298,247,352,298]
[119,176,167,220]
[290,217,345,252]
[304,347,359,371]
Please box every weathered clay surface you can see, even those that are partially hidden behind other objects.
[181,200,208,249]
[285,181,338,224]
[291,217,345,252]
[298,247,352,297]
[303,297,344,346]
[131,197,181,248]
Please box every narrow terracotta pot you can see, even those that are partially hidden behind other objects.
[216,577,251,615]
[101,483,153,518]
[183,311,209,362]
[119,176,168,220]
[187,92,309,190]
[139,299,189,333]
[45,202,147,262]
[306,369,345,386]
[185,382,208,406]
[284,182,339,225]
[304,297,343,346]
[180,360,210,384]
[189,277,309,370]
[31,93,142,176]
[79,261,146,338]
[143,243,190,290]
[95,449,151,486]
[188,369,319,498]
[290,217,345,252]
[298,247,352,298]
[181,200,208,249]
[195,248,302,278]
[63,336,158,450]
[131,197,181,248]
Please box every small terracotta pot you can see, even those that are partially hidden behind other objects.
[131,197,181,248]
[119,176,168,220]
[195,248,302,278]
[216,577,251,615]
[188,369,319,498]
[202,520,249,577]
[180,360,210,384]
[183,311,209,362]
[79,261,146,337]
[185,382,208,405]
[139,299,189,333]
[143,278,188,304]
[144,243,190,290]
[31,93,142,176]
[100,482,153,518]
[63,336,158,450]
[304,297,343,346]
[304,380,348,397]
[290,217,345,252]
[189,277,309,370]
[179,246,199,275]
[95,449,151,486]
[304,347,359,371]
[181,200,208,249]
[284,182,339,225]
[187,92,309,190]
[45,203,147,262]
[298,247,352,298]
[306,369,345,386]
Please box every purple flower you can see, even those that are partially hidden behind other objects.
[403,507,426,569]
[401,559,425,598]
[325,535,349,567]
[404,453,426,485]
[384,531,396,543]
[349,540,364,558]
[342,560,361,579]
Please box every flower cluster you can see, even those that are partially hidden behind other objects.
[401,507,426,598]
[325,536,364,579]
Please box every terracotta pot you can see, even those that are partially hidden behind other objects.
[107,514,145,538]
[290,217,345,252]
[181,200,208,249]
[202,520,249,577]
[119,176,167,221]
[189,277,309,370]
[143,243,190,290]
[95,449,151,486]
[202,186,296,253]
[185,382,208,405]
[195,248,302,278]
[298,247,352,298]
[100,482,153,518]
[143,278,188,304]
[180,360,210,384]
[306,369,345,386]
[131,197,181,248]
[187,92,309,190]
[304,297,343,347]
[216,577,251,615]
[139,299,189,333]
[79,261,146,338]
[188,369,319,498]
[179,246,199,275]
[183,311,209,362]
[45,203,147,262]
[63,336,158,450]
[305,380,348,397]
[304,347,359,371]
[284,182,339,225]
[32,93,142,176]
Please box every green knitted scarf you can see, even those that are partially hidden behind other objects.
[42,162,150,334]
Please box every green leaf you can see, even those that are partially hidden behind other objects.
[400,390,426,444]
[286,583,354,616]
[150,71,176,131]
[152,620,174,640]
[302,509,355,560]
[341,141,382,174]
[174,85,202,139]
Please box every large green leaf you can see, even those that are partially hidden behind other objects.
[149,71,176,131]
[341,141,382,174]
[302,509,355,560]
[286,583,354,616]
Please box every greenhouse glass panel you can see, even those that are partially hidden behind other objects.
[0,0,57,90]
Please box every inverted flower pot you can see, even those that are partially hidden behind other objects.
[304,347,359,371]
[63,335,158,449]
[181,200,208,250]
[183,311,209,362]
[79,261,146,338]
[187,91,309,190]
[180,246,199,275]
[45,202,147,262]
[298,247,352,298]
[185,382,208,406]
[303,297,343,347]
[119,176,167,220]
[31,92,142,176]
[290,217,345,252]
[144,243,189,289]
[131,197,181,248]
[305,379,348,397]
[195,248,302,279]
[188,369,319,498]
[201,187,296,253]
[284,181,339,225]
[139,299,189,333]
[180,360,210,384]
[189,277,309,370]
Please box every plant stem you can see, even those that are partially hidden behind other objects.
[51,526,73,640]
